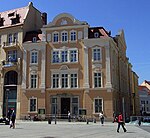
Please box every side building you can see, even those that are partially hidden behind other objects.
[21,13,138,120]
[0,2,46,118]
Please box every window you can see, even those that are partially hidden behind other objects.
[14,33,18,42]
[70,50,77,62]
[31,74,37,88]
[7,50,17,62]
[94,98,103,113]
[8,34,13,44]
[51,98,57,115]
[31,51,38,64]
[71,73,77,88]
[94,72,101,87]
[70,31,76,41]
[52,51,59,63]
[146,101,148,104]
[29,98,37,112]
[93,48,101,61]
[94,32,99,38]
[32,37,37,42]
[72,97,78,115]
[61,51,68,62]
[52,74,59,88]
[61,74,68,88]
[53,33,59,42]
[62,32,68,42]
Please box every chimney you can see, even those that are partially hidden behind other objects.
[41,12,47,25]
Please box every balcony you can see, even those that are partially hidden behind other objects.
[1,58,21,71]
[2,40,19,50]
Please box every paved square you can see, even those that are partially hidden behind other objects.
[0,121,150,138]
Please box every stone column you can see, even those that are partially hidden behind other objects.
[40,48,46,92]
[22,50,27,89]
[83,47,89,89]
[105,45,112,89]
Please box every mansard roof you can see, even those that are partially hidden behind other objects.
[0,2,32,29]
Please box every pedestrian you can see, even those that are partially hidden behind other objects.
[112,111,116,123]
[10,110,16,129]
[99,111,104,125]
[117,112,127,133]
[68,111,71,122]
[138,117,141,126]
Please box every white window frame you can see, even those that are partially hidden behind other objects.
[94,98,103,114]
[92,47,102,62]
[30,74,38,88]
[94,32,99,38]
[52,73,59,88]
[70,49,78,63]
[52,31,59,43]
[52,51,60,63]
[8,34,13,44]
[30,50,38,64]
[93,72,102,88]
[61,31,68,43]
[61,50,68,63]
[70,30,77,41]
[70,73,78,88]
[29,97,37,113]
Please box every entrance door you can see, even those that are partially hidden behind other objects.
[61,98,70,118]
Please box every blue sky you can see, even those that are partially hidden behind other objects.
[0,0,150,84]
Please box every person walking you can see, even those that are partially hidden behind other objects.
[117,112,127,133]
[99,111,104,125]
[68,111,71,122]
[10,110,16,129]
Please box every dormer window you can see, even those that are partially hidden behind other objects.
[8,12,15,17]
[11,14,20,25]
[94,32,99,38]
[0,17,4,27]
[32,37,37,42]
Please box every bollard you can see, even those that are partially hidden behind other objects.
[48,118,51,124]
[87,119,89,124]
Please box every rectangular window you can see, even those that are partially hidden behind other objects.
[31,74,37,88]
[14,33,18,42]
[31,51,38,64]
[71,73,77,88]
[52,74,59,88]
[70,50,77,62]
[8,50,17,62]
[51,98,57,115]
[70,31,76,41]
[8,34,13,44]
[72,97,78,115]
[62,32,68,42]
[30,98,37,112]
[53,33,59,42]
[94,98,102,113]
[52,51,59,63]
[61,51,68,62]
[93,48,101,61]
[61,74,68,88]
[94,72,101,87]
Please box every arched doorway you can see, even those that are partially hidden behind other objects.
[3,71,18,117]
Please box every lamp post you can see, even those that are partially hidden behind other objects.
[5,89,9,117]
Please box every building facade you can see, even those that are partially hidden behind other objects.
[0,3,139,120]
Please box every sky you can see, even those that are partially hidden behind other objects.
[0,0,150,84]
